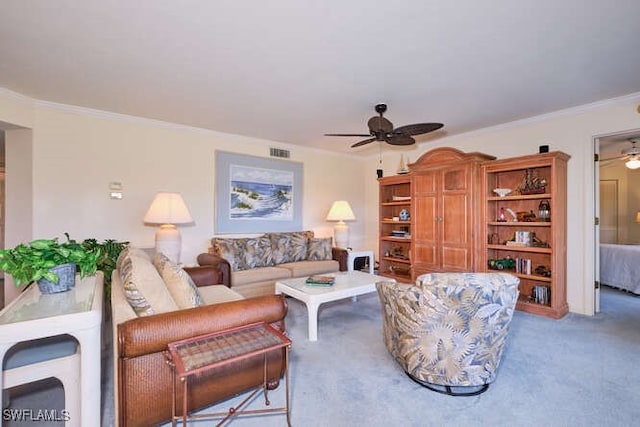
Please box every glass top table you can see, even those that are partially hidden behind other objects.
[0,273,104,426]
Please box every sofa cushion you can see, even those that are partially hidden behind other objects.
[269,231,313,264]
[198,285,245,305]
[278,260,340,277]
[231,266,292,286]
[211,238,248,271]
[118,251,178,316]
[307,237,333,261]
[152,252,204,309]
[244,235,274,268]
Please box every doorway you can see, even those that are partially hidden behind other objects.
[595,129,640,313]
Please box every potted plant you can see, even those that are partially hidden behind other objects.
[77,237,129,300]
[0,237,100,294]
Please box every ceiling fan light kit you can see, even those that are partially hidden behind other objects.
[600,139,640,170]
[325,103,444,148]
[625,156,640,169]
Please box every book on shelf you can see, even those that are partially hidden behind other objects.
[515,257,531,275]
[305,275,335,286]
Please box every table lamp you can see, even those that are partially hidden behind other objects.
[326,200,355,249]
[143,192,193,263]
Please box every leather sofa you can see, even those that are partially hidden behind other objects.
[111,248,288,426]
[197,231,348,298]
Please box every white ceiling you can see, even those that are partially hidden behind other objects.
[2,0,640,154]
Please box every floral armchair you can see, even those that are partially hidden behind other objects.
[376,272,519,396]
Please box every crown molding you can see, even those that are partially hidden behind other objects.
[0,87,36,105]
[449,91,640,141]
[31,95,363,160]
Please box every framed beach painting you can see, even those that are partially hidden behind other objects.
[215,151,303,233]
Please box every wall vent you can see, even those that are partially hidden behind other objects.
[270,147,290,158]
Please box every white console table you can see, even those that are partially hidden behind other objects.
[0,272,103,426]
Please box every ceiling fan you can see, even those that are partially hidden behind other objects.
[325,103,444,148]
[600,139,640,169]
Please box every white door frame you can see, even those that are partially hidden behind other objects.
[593,127,640,314]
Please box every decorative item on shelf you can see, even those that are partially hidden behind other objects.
[399,208,410,221]
[493,188,512,197]
[534,265,552,277]
[532,235,550,248]
[0,236,99,294]
[488,233,500,245]
[389,265,411,276]
[538,199,551,222]
[517,210,537,222]
[144,192,193,264]
[326,200,356,249]
[517,169,547,194]
[397,155,410,174]
[390,245,408,259]
[487,257,515,270]
[498,207,507,222]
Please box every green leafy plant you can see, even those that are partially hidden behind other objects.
[0,237,100,288]
[78,237,129,299]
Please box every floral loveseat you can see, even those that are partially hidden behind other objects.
[197,231,348,298]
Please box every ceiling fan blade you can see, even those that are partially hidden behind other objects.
[367,116,393,133]
[393,122,444,136]
[325,133,372,137]
[387,134,415,146]
[351,137,377,148]
[599,154,629,162]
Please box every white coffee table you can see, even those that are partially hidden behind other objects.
[275,271,392,341]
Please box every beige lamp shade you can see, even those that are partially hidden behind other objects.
[144,192,193,224]
[326,201,356,249]
[636,210,640,224]
[144,192,193,263]
[326,200,356,222]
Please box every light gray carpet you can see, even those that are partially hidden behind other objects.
[7,286,640,426]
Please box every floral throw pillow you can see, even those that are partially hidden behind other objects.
[307,237,333,261]
[244,235,274,268]
[270,231,314,264]
[212,238,248,271]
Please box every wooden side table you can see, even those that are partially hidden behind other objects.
[166,321,292,426]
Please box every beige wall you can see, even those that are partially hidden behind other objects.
[3,128,33,303]
[0,91,367,305]
[2,88,640,314]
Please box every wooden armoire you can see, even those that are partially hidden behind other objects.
[409,147,495,279]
